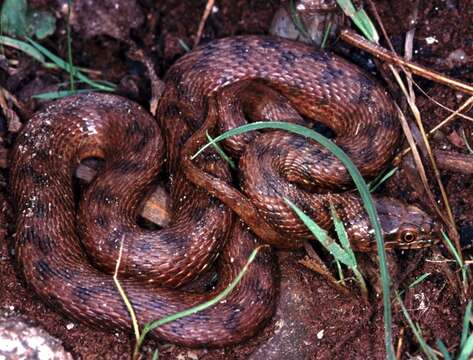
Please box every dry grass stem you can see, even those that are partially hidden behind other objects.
[194,0,216,47]
[340,29,473,95]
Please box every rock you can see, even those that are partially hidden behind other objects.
[0,314,73,360]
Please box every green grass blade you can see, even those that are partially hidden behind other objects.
[178,38,191,52]
[320,22,332,48]
[205,131,236,169]
[408,273,431,289]
[329,202,367,294]
[458,333,473,360]
[441,231,468,287]
[396,291,439,360]
[0,35,48,64]
[32,89,92,100]
[369,166,398,192]
[66,0,75,91]
[336,0,379,43]
[289,0,312,42]
[461,301,472,348]
[192,121,394,358]
[435,339,452,360]
[133,245,266,357]
[284,197,354,267]
[26,38,116,92]
[329,203,354,259]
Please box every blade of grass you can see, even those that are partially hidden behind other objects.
[408,273,431,288]
[368,166,398,193]
[66,0,75,91]
[442,231,468,288]
[458,333,473,360]
[330,202,368,297]
[289,0,312,42]
[284,197,354,266]
[192,121,394,357]
[0,35,52,65]
[435,339,452,360]
[205,131,236,169]
[133,245,267,358]
[395,291,439,360]
[336,0,379,43]
[461,301,472,348]
[26,38,116,92]
[32,89,92,100]
[178,38,191,52]
[320,22,332,48]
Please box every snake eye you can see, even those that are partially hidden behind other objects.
[401,230,417,243]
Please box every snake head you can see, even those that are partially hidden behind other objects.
[374,197,441,250]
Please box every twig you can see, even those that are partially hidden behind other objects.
[340,29,473,95]
[395,104,450,227]
[434,150,473,174]
[194,0,215,47]
[394,96,473,163]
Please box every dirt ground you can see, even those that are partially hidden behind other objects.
[1,0,472,359]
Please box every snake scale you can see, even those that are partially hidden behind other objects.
[9,36,437,346]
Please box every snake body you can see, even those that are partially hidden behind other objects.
[10,36,436,347]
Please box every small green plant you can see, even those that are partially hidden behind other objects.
[0,0,115,99]
[285,198,368,296]
[206,131,236,169]
[442,231,469,289]
[336,0,379,43]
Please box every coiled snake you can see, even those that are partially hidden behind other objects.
[9,36,437,346]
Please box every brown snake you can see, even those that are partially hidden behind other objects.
[10,36,438,347]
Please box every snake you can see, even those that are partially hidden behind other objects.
[9,35,438,347]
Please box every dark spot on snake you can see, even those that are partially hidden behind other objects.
[18,165,49,186]
[73,286,100,303]
[163,104,181,119]
[363,124,380,140]
[160,231,189,253]
[105,227,125,251]
[115,160,146,174]
[125,121,144,136]
[304,49,330,63]
[95,215,108,228]
[190,205,207,222]
[33,149,50,162]
[260,37,281,50]
[190,58,211,72]
[90,186,117,206]
[379,111,399,132]
[223,304,243,332]
[22,227,52,255]
[320,63,344,83]
[279,50,297,67]
[165,68,184,87]
[231,38,250,63]
[35,259,55,280]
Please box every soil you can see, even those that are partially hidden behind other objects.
[1,0,472,359]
